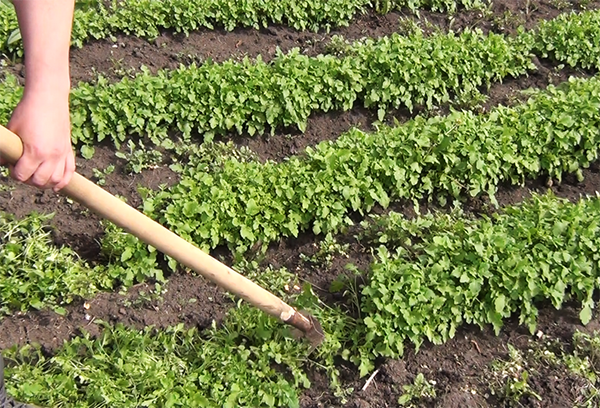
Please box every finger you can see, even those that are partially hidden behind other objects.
[27,160,57,188]
[11,154,40,184]
[53,154,75,192]
[42,160,66,191]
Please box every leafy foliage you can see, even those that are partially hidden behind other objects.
[2,6,600,407]
[0,211,171,315]
[6,194,600,405]
[339,26,533,117]
[398,373,437,407]
[4,269,353,408]
[104,74,600,273]
[0,73,22,124]
[353,193,600,374]
[0,212,97,314]
[2,10,600,149]
[6,318,306,407]
[67,26,533,147]
[533,10,600,69]
[0,0,486,54]
[99,221,166,287]
[115,140,164,174]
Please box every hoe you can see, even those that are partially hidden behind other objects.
[0,124,325,347]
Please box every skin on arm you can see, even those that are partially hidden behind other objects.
[2,0,76,192]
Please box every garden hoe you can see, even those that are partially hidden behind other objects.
[0,125,325,347]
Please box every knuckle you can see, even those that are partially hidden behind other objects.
[12,170,28,182]
[55,181,68,192]
[48,149,64,160]
[28,146,63,160]
[30,175,45,187]
[30,170,51,187]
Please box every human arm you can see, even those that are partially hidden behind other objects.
[4,0,76,192]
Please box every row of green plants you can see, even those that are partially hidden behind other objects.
[5,192,600,407]
[0,211,168,315]
[534,7,600,70]
[1,25,534,148]
[106,74,600,270]
[353,192,600,374]
[3,72,600,317]
[0,11,598,313]
[4,264,353,408]
[0,0,486,55]
[0,212,97,314]
[1,9,599,151]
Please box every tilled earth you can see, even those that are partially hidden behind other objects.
[2,1,600,407]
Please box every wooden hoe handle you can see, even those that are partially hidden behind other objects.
[0,125,318,336]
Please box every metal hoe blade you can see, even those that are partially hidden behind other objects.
[286,310,325,348]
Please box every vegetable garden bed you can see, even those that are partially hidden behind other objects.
[2,0,600,407]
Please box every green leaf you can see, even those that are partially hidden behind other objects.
[120,248,133,262]
[247,198,260,216]
[6,28,21,46]
[240,225,255,241]
[494,294,506,314]
[80,145,95,160]
[54,306,67,316]
[580,305,593,325]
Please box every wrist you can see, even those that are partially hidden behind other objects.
[22,73,71,101]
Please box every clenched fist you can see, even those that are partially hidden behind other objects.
[4,91,75,191]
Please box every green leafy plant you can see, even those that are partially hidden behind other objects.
[352,192,600,375]
[489,345,542,403]
[0,212,98,314]
[63,25,534,147]
[0,0,21,56]
[398,373,437,407]
[0,0,488,56]
[110,75,600,263]
[533,10,600,69]
[300,233,350,268]
[1,10,599,150]
[99,220,166,287]
[115,140,163,174]
[121,282,167,308]
[3,266,355,408]
[92,164,115,186]
[5,317,306,408]
[168,139,258,175]
[0,210,173,315]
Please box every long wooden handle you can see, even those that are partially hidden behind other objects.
[0,126,300,325]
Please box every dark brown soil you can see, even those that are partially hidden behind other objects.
[0,273,232,352]
[2,1,600,408]
[2,0,598,85]
[241,57,594,164]
[0,145,178,261]
[299,303,600,408]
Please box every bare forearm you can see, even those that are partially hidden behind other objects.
[4,0,76,191]
[13,0,75,98]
